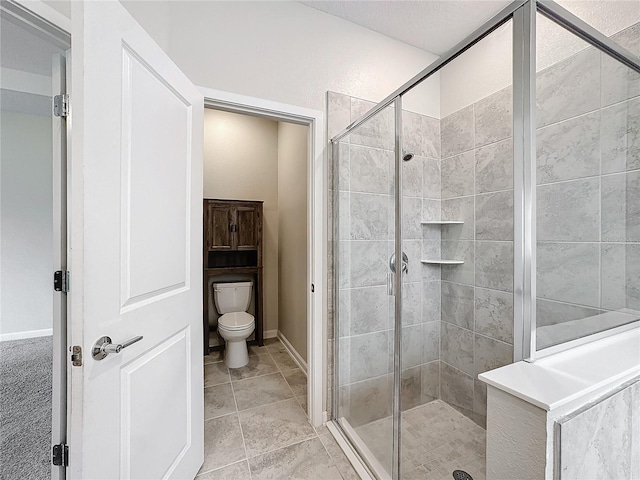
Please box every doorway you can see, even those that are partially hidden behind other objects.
[197,96,325,474]
[0,2,70,479]
[202,107,309,361]
[201,89,326,429]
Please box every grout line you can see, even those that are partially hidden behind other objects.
[265,343,302,401]
[227,371,249,470]
[536,169,640,188]
[196,460,250,479]
[243,434,320,463]
[537,240,640,245]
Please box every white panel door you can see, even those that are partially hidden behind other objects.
[68,1,204,478]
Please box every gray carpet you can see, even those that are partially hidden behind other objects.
[0,336,52,480]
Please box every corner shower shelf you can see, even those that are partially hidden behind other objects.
[421,259,464,265]
[420,220,464,225]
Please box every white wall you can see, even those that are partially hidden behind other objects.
[203,109,280,332]
[440,20,513,118]
[277,122,308,361]
[0,109,54,338]
[162,1,440,117]
[40,0,425,118]
[45,1,444,117]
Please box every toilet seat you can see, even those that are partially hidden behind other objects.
[218,312,254,331]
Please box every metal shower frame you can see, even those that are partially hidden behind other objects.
[330,1,640,478]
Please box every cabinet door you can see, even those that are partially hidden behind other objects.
[236,205,259,250]
[206,203,234,250]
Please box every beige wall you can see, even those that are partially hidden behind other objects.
[203,109,280,332]
[277,123,308,361]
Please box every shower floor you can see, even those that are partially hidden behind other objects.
[353,400,486,480]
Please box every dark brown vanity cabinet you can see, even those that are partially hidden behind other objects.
[203,199,264,354]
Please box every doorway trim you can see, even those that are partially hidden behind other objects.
[200,86,326,427]
[3,2,71,479]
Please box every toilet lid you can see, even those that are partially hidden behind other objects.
[218,312,254,330]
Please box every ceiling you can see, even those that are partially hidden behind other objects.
[298,0,511,55]
[298,0,640,56]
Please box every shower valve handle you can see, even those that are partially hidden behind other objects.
[389,252,408,275]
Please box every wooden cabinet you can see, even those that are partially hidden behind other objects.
[235,205,259,250]
[205,202,234,251]
[204,201,261,253]
[203,199,264,354]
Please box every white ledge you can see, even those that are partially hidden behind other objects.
[420,220,464,225]
[421,259,464,265]
[479,324,640,411]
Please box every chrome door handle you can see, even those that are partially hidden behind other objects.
[92,335,143,360]
[387,273,395,296]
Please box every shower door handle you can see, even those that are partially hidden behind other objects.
[387,273,395,296]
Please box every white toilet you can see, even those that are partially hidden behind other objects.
[214,281,255,368]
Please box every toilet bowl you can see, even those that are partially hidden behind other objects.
[213,281,255,368]
[218,312,255,368]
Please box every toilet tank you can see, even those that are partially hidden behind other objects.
[213,281,253,314]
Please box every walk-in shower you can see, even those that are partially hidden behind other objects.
[328,1,640,478]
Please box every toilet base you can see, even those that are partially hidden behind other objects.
[224,339,249,368]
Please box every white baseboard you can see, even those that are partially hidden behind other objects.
[263,329,278,339]
[0,328,53,342]
[277,331,308,374]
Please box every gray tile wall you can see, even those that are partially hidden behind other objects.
[437,22,640,428]
[558,380,640,480]
[438,86,515,429]
[325,20,639,434]
[535,23,640,343]
[327,91,442,426]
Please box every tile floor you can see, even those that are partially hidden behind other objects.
[353,400,486,480]
[198,338,359,480]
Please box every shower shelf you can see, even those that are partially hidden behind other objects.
[421,259,464,265]
[421,220,464,225]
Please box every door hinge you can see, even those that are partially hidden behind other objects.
[52,443,68,467]
[54,270,70,293]
[311,283,315,293]
[70,345,82,366]
[53,94,69,117]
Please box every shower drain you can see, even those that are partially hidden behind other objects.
[452,470,474,480]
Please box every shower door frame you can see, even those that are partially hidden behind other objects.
[330,1,640,478]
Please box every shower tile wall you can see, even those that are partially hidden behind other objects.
[535,22,640,344]
[327,91,442,426]
[438,21,640,427]
[438,87,515,429]
[328,21,638,431]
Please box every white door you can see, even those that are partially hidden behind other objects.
[68,1,204,479]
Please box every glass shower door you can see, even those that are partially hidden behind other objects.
[334,101,400,478]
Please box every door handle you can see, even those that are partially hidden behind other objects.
[92,335,143,360]
[387,273,395,296]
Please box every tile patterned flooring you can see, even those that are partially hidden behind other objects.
[198,338,359,480]
[353,400,486,480]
